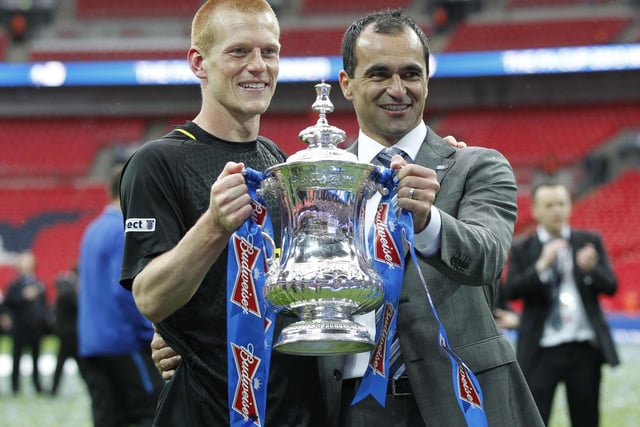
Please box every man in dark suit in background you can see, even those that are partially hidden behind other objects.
[503,179,619,427]
[5,250,47,395]
[50,267,81,395]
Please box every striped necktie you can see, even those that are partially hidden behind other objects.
[548,247,565,329]
[375,146,410,168]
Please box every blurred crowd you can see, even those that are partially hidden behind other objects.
[0,164,162,427]
[0,250,78,396]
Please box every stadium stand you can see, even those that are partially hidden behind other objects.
[279,19,432,57]
[75,0,201,18]
[0,184,108,301]
[30,40,187,61]
[443,16,633,52]
[300,0,411,15]
[570,169,640,259]
[507,0,612,9]
[610,259,640,312]
[279,27,346,57]
[569,170,640,312]
[1,0,639,312]
[434,104,640,170]
[0,118,146,177]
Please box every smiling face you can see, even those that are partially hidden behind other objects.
[339,24,428,146]
[193,6,280,125]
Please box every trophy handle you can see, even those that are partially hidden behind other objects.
[262,231,277,270]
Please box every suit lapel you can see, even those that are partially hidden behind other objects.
[414,128,456,200]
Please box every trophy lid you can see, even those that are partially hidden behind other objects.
[285,81,359,164]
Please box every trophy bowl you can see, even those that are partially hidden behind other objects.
[261,82,384,355]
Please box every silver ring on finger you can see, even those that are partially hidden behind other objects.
[408,187,416,200]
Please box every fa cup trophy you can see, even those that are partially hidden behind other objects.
[260,82,384,355]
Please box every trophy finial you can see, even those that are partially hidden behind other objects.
[299,80,346,146]
[311,80,335,116]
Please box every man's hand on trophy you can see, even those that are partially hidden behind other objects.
[209,161,253,233]
[395,161,440,233]
[151,327,181,380]
[389,135,464,232]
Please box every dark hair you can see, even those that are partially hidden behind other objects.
[531,178,572,203]
[341,8,430,78]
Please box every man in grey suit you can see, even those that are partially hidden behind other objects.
[317,9,544,426]
[503,180,619,427]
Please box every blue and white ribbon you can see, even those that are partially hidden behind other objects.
[226,168,276,427]
[353,166,488,426]
[352,167,404,405]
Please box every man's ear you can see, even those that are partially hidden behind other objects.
[338,70,353,100]
[188,47,206,79]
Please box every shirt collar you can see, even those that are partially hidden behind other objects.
[357,121,427,164]
[537,224,571,243]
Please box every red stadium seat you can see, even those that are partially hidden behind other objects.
[434,104,640,170]
[0,118,146,177]
[609,259,640,312]
[300,0,411,15]
[75,0,201,18]
[571,170,640,259]
[444,17,632,52]
[507,0,611,9]
[279,28,345,57]
[30,46,186,61]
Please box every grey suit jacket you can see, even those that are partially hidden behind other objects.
[318,126,543,426]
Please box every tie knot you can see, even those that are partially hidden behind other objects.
[376,147,410,168]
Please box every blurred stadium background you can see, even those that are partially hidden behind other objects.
[1,0,639,313]
[0,0,639,425]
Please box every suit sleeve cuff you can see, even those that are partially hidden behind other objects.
[414,206,441,258]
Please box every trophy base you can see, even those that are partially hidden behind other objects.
[273,318,374,356]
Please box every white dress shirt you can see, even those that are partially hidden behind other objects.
[343,122,443,378]
[536,225,596,347]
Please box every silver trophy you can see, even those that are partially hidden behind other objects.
[260,82,384,355]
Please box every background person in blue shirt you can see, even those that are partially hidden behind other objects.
[77,164,163,427]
